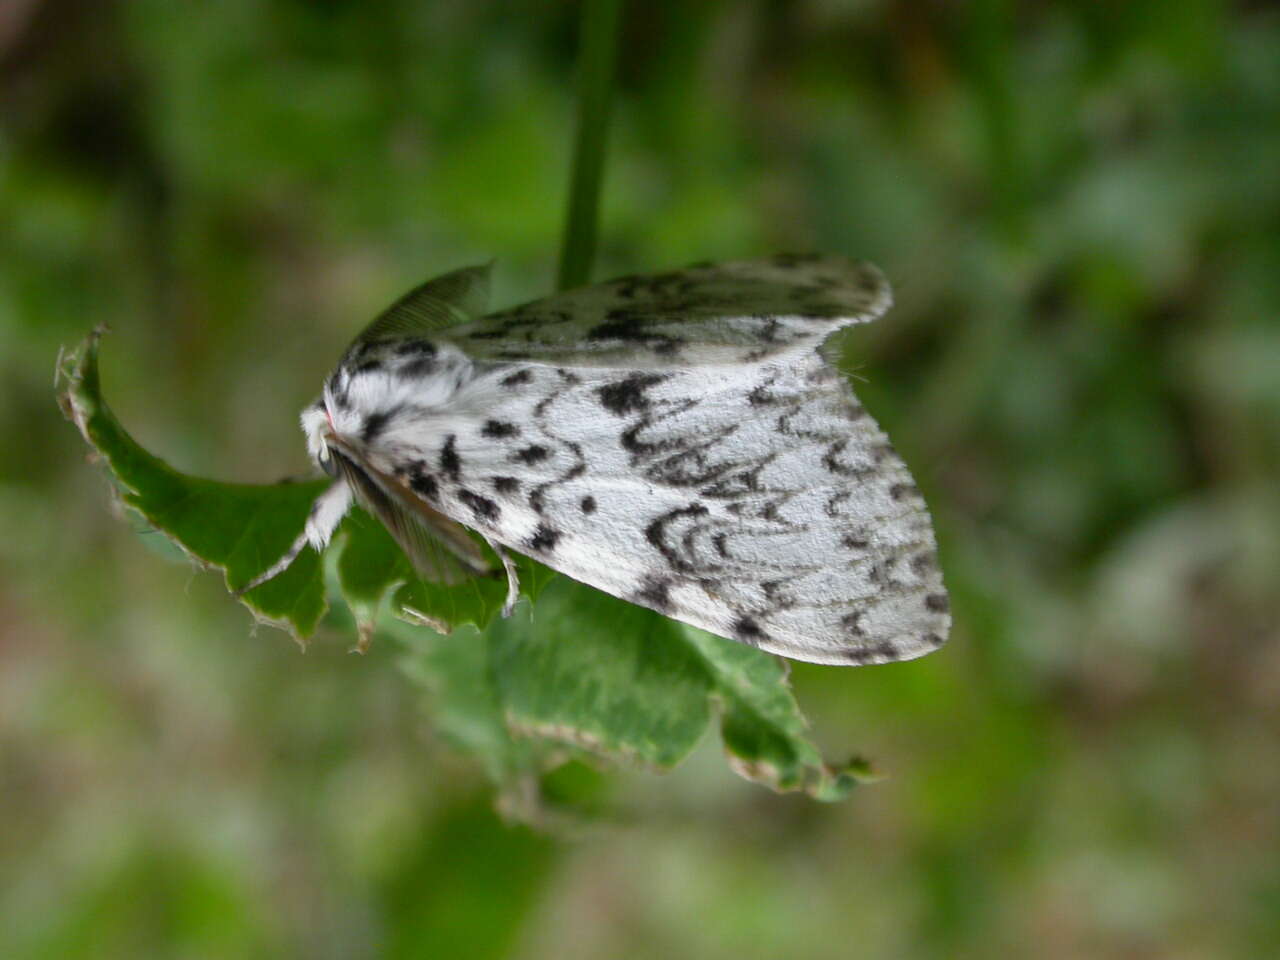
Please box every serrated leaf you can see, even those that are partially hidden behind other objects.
[681,628,871,800]
[483,577,864,800]
[59,332,551,644]
[59,332,330,640]
[490,580,714,769]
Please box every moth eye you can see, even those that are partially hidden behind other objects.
[320,449,340,478]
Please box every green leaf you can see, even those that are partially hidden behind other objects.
[482,577,868,801]
[681,628,876,801]
[490,581,714,770]
[59,331,330,641]
[58,332,550,645]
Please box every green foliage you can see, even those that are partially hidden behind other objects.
[57,331,542,643]
[59,332,330,640]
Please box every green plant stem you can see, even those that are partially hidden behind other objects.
[556,0,623,292]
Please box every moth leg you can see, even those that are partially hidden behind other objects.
[234,530,308,596]
[235,482,352,596]
[303,481,354,551]
[481,534,521,617]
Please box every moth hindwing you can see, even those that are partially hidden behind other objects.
[273,255,949,665]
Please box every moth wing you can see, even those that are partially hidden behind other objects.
[443,254,891,369]
[421,354,948,666]
[352,262,492,345]
[332,449,493,585]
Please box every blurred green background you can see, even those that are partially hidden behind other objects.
[4,1,1279,957]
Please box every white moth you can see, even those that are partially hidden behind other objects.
[243,255,950,665]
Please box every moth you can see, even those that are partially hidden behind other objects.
[242,255,950,665]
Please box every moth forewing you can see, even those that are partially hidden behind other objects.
[271,254,948,665]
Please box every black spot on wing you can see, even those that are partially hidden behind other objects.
[492,476,520,494]
[527,486,546,515]
[841,610,867,639]
[733,616,765,646]
[760,579,796,610]
[890,482,920,501]
[410,473,439,499]
[401,358,436,379]
[911,552,938,575]
[842,641,900,665]
[512,445,549,465]
[458,489,500,523]
[633,576,674,614]
[481,420,520,439]
[360,407,399,444]
[868,557,898,588]
[527,523,561,553]
[579,495,596,514]
[501,369,533,388]
[587,310,648,342]
[925,593,949,613]
[440,435,461,481]
[597,373,667,415]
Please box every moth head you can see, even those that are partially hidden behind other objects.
[301,402,354,488]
